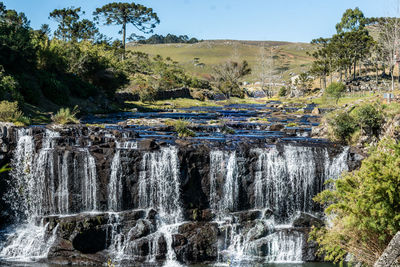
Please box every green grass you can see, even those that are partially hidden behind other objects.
[313,92,375,108]
[126,98,220,110]
[129,40,315,82]
[126,96,277,111]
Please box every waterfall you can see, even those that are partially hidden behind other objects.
[0,221,59,261]
[1,128,99,261]
[209,150,239,217]
[209,145,350,264]
[108,150,122,211]
[81,149,98,211]
[138,147,182,222]
[1,125,354,266]
[108,146,183,265]
[57,151,69,214]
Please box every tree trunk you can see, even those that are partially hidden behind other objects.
[340,70,343,82]
[374,231,400,267]
[122,22,126,60]
[353,60,357,80]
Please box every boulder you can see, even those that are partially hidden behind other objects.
[269,124,285,131]
[292,212,323,227]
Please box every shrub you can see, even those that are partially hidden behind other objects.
[278,86,287,97]
[326,111,357,142]
[353,103,384,137]
[172,119,195,137]
[310,138,400,266]
[139,86,158,103]
[0,101,30,125]
[40,73,70,105]
[0,71,24,103]
[51,106,80,125]
[325,82,346,104]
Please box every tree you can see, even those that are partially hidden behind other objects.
[93,2,160,58]
[325,82,346,104]
[293,72,313,95]
[336,7,368,33]
[72,19,99,41]
[309,38,331,90]
[311,138,400,266]
[49,7,81,41]
[127,33,145,42]
[375,17,400,90]
[257,46,274,97]
[212,60,251,98]
[50,7,98,42]
[336,7,367,33]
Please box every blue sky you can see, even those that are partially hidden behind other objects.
[2,0,396,42]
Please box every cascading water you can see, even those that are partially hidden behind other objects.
[1,128,99,261]
[0,129,61,260]
[209,150,239,217]
[0,125,354,266]
[209,145,350,264]
[107,146,183,266]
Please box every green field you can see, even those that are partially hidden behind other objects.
[128,40,315,83]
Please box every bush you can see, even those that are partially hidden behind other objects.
[326,111,357,142]
[40,73,70,105]
[310,138,400,266]
[171,119,195,137]
[51,106,80,125]
[0,71,24,103]
[278,86,287,97]
[325,82,346,104]
[0,101,30,125]
[353,103,384,137]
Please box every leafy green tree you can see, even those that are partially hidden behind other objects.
[354,103,384,137]
[49,7,81,41]
[49,7,98,42]
[72,19,99,41]
[93,2,160,57]
[325,82,346,104]
[311,138,400,266]
[336,7,367,33]
[0,4,37,72]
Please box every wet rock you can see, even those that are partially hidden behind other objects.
[269,124,285,131]
[292,212,323,227]
[232,210,262,223]
[138,139,159,150]
[72,228,107,254]
[175,222,218,263]
[129,219,151,240]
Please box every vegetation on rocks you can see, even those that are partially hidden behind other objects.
[51,106,80,125]
[325,82,346,104]
[169,119,196,137]
[323,102,385,144]
[310,138,400,266]
[0,101,30,126]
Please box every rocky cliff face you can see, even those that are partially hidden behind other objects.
[0,125,362,266]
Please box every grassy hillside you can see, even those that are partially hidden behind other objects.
[128,40,316,83]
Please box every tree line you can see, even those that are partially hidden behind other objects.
[134,34,200,44]
[309,7,400,91]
